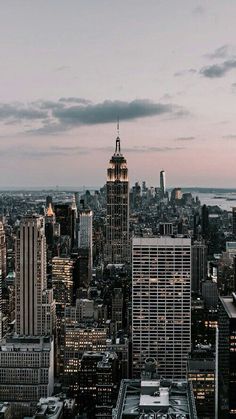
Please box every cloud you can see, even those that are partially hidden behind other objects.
[175,136,195,141]
[0,98,187,136]
[0,103,47,123]
[52,99,180,127]
[206,45,231,60]
[59,97,91,105]
[200,59,236,78]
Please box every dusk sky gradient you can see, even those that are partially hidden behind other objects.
[1,0,236,188]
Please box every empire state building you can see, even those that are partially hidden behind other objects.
[106,135,130,264]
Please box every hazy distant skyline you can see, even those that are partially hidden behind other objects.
[1,0,236,187]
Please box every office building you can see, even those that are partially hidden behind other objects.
[170,187,182,202]
[188,350,215,419]
[54,203,77,249]
[79,351,119,418]
[0,222,6,280]
[0,336,54,402]
[106,136,129,264]
[132,236,191,378]
[218,293,236,418]
[63,325,108,387]
[233,207,236,237]
[112,288,123,332]
[52,257,74,316]
[192,241,207,294]
[0,269,2,341]
[201,205,209,240]
[160,170,166,198]
[78,204,93,281]
[113,378,197,418]
[15,216,54,336]
[78,204,93,250]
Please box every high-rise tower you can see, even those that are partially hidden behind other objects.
[0,222,6,280]
[160,170,166,198]
[106,134,129,264]
[15,215,54,336]
[132,236,191,378]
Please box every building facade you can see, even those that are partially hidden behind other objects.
[106,137,129,264]
[0,336,54,402]
[132,236,191,378]
[0,222,6,280]
[15,216,48,336]
[218,293,236,418]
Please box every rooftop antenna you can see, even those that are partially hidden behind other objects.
[117,116,120,137]
[115,117,121,153]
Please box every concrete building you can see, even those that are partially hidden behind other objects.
[106,136,130,264]
[192,241,207,294]
[0,336,54,402]
[64,299,94,325]
[232,207,236,237]
[112,288,123,332]
[218,293,236,418]
[79,351,119,418]
[78,205,93,250]
[78,204,93,284]
[0,222,6,280]
[63,325,108,387]
[112,378,197,418]
[52,257,74,316]
[15,216,54,337]
[160,170,166,198]
[132,236,191,378]
[187,350,215,419]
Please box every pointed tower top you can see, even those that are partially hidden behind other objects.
[46,202,54,217]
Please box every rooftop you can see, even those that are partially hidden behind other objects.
[112,379,197,419]
[220,294,236,318]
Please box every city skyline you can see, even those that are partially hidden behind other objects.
[0,1,236,187]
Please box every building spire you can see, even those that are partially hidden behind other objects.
[115,117,121,154]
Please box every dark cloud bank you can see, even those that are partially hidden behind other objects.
[0,98,187,135]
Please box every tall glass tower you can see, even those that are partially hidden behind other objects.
[106,135,129,264]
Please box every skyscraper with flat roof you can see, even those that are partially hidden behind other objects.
[160,170,166,198]
[0,222,6,280]
[15,215,54,336]
[218,293,236,418]
[106,135,129,264]
[132,236,191,378]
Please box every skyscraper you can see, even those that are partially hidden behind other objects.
[52,256,74,316]
[78,202,93,285]
[106,135,129,264]
[191,241,207,294]
[0,222,6,280]
[218,293,236,418]
[160,170,166,198]
[0,216,55,403]
[15,215,54,336]
[132,236,191,378]
[232,207,236,237]
[201,204,209,240]
[79,203,93,257]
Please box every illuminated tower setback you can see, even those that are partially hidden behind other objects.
[106,135,130,264]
